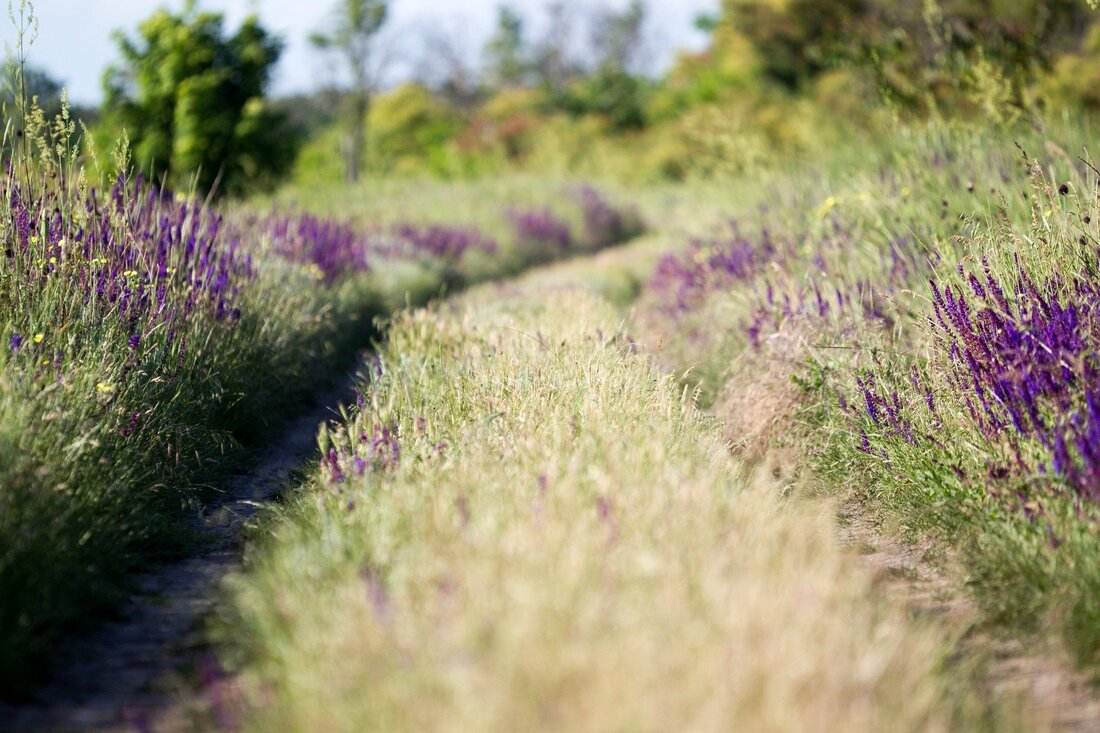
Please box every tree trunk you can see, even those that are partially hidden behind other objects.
[344,90,369,184]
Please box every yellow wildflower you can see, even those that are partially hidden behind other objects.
[33,333,44,344]
[96,382,114,394]
[816,196,842,219]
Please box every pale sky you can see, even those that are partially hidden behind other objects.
[7,0,717,105]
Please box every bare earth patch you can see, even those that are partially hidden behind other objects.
[838,493,1100,732]
[0,376,359,733]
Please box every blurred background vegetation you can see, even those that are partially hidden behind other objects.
[9,0,1100,196]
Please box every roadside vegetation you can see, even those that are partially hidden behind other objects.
[0,45,639,690]
[634,119,1100,675]
[216,283,1006,733]
[6,0,1100,727]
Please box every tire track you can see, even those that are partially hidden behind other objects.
[0,373,360,733]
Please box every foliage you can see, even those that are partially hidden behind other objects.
[720,0,1097,110]
[722,0,866,90]
[550,66,650,131]
[484,5,526,88]
[310,0,389,183]
[287,0,1100,186]
[2,62,61,118]
[98,3,296,196]
[590,0,648,75]
[366,84,465,175]
[1039,24,1100,109]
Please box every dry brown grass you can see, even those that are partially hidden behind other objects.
[223,285,1002,733]
[714,321,815,460]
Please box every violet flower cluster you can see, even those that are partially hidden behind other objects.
[6,174,252,362]
[322,422,401,485]
[257,212,370,282]
[850,253,1100,505]
[244,212,499,282]
[384,224,498,261]
[507,207,573,254]
[926,259,1100,502]
[573,185,641,248]
[648,222,793,315]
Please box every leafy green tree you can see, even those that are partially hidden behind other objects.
[591,0,648,75]
[561,68,649,130]
[531,2,585,93]
[310,0,389,184]
[723,0,868,90]
[484,5,528,88]
[542,2,650,131]
[367,83,464,175]
[721,0,1097,95]
[99,2,294,196]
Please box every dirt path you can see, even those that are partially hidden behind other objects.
[837,502,1100,732]
[0,375,359,733]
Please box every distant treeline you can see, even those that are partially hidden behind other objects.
[9,0,1100,192]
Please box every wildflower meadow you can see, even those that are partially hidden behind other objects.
[7,1,1100,731]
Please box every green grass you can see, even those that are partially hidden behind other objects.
[0,164,635,697]
[630,117,1100,680]
[215,282,1005,732]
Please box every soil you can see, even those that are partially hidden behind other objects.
[0,376,359,733]
[837,500,1100,733]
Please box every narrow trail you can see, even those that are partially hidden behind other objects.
[1,372,361,733]
[837,503,1100,732]
[0,233,650,733]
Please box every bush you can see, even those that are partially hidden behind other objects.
[98,5,298,196]
[367,84,465,176]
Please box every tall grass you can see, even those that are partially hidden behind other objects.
[217,285,1002,732]
[0,83,641,695]
[636,117,1100,675]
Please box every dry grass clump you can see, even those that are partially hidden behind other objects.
[714,320,816,460]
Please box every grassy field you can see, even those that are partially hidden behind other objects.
[215,279,1005,732]
[0,152,639,696]
[174,116,1100,730]
[10,0,1100,728]
[630,120,1100,674]
[6,88,1100,731]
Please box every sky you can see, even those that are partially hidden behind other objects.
[7,0,718,106]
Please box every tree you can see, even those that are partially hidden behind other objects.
[310,0,389,184]
[724,0,868,90]
[3,63,61,116]
[590,0,648,75]
[484,5,527,88]
[531,2,585,93]
[720,0,1097,95]
[415,21,482,110]
[99,2,293,195]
